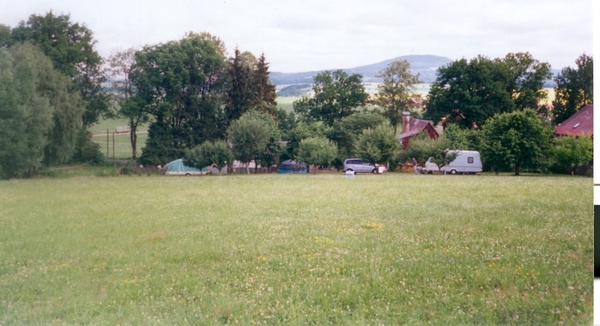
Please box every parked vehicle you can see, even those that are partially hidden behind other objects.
[343,158,386,174]
[423,151,482,175]
[164,159,207,176]
[423,157,440,174]
[277,160,307,173]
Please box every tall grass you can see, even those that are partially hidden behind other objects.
[0,173,591,324]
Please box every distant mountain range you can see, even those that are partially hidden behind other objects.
[271,54,559,90]
[270,55,453,86]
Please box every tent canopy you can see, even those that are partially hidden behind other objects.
[277,160,307,173]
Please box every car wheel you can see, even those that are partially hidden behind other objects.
[185,173,191,176]
[372,169,377,174]
[450,169,457,175]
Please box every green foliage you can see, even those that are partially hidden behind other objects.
[276,108,297,141]
[107,48,149,159]
[10,11,110,129]
[184,140,232,175]
[228,110,280,172]
[398,132,452,167]
[552,54,593,124]
[133,33,227,162]
[225,50,278,125]
[9,43,85,167]
[138,117,175,165]
[426,52,551,129]
[356,125,400,166]
[70,131,104,164]
[480,109,553,175]
[283,121,328,160]
[441,124,482,151]
[375,60,421,133]
[0,46,53,178]
[296,137,337,172]
[551,135,592,174]
[327,111,386,159]
[293,70,369,126]
[253,53,278,115]
[225,48,256,123]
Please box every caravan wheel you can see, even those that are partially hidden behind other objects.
[450,169,457,175]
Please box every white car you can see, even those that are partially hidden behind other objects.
[423,157,440,174]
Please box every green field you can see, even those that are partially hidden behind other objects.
[0,172,592,324]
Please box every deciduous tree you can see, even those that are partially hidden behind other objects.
[356,125,400,167]
[107,48,150,159]
[426,53,551,129]
[0,46,53,178]
[227,110,279,174]
[552,135,592,175]
[134,33,226,164]
[552,54,593,124]
[375,60,421,133]
[480,109,553,175]
[296,137,337,173]
[184,140,232,175]
[10,12,110,128]
[293,70,369,126]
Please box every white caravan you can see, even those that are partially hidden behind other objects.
[424,150,482,174]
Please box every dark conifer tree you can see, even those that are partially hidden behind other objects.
[253,53,277,115]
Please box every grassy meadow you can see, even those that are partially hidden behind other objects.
[0,172,592,325]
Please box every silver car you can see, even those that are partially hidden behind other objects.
[343,158,382,173]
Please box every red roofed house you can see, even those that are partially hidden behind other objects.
[397,112,439,150]
[554,104,593,138]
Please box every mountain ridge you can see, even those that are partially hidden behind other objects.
[270,54,453,85]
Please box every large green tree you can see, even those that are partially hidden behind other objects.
[134,33,226,164]
[296,137,337,173]
[426,52,551,129]
[184,140,233,175]
[0,45,53,178]
[224,48,256,124]
[375,60,421,133]
[227,110,279,174]
[480,109,553,175]
[327,111,386,159]
[107,47,150,160]
[552,135,592,175]
[252,53,277,115]
[356,125,400,167]
[224,49,277,125]
[3,43,85,170]
[552,54,593,124]
[293,70,369,126]
[10,12,110,129]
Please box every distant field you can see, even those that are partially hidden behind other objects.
[0,173,592,324]
[276,96,296,113]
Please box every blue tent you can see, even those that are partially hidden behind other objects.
[277,160,307,173]
[165,159,207,175]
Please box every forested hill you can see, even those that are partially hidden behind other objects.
[270,55,453,85]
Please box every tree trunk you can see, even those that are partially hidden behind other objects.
[514,165,521,176]
[130,127,137,160]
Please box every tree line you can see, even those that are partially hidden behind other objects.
[0,11,593,178]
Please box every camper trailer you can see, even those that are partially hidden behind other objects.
[440,150,482,174]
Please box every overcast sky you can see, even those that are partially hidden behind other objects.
[0,0,595,73]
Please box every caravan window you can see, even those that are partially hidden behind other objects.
[468,157,474,164]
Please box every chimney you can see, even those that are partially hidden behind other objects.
[402,112,411,133]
